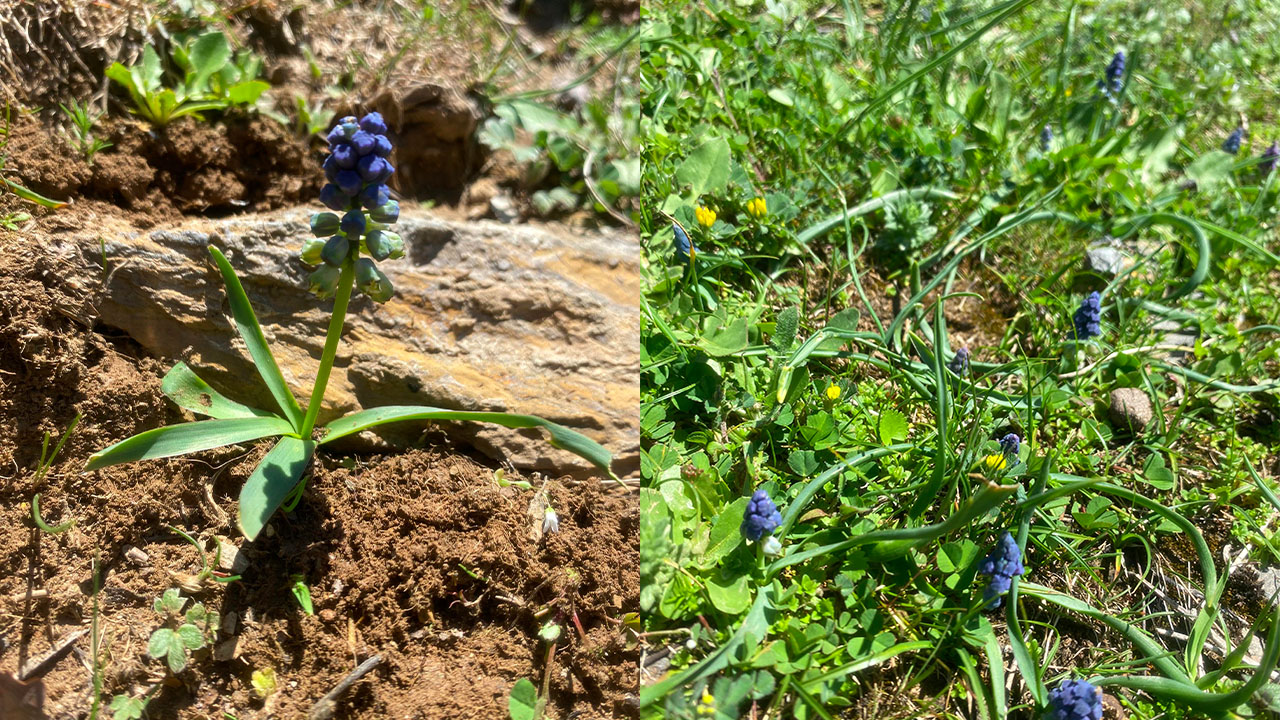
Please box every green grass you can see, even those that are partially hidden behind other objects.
[639,1,1280,718]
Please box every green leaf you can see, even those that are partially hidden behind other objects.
[2,177,67,209]
[188,32,232,91]
[176,623,205,650]
[706,572,751,614]
[767,87,795,107]
[238,436,316,541]
[700,310,749,357]
[227,80,270,105]
[508,677,539,720]
[878,409,909,445]
[208,246,304,429]
[290,574,314,615]
[85,416,293,471]
[147,628,188,673]
[154,588,186,614]
[506,676,537,717]
[138,44,163,92]
[1142,453,1175,490]
[696,496,749,569]
[1185,151,1235,190]
[319,406,614,478]
[674,137,732,197]
[110,694,147,720]
[161,362,277,420]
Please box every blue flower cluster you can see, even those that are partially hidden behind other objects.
[1044,679,1103,720]
[1100,51,1125,98]
[1072,291,1102,340]
[300,112,402,303]
[673,222,694,262]
[947,347,970,374]
[741,489,782,542]
[1039,124,1053,152]
[978,531,1024,607]
[1223,127,1245,155]
[999,433,1020,457]
[1262,142,1279,174]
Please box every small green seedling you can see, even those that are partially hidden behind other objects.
[59,100,112,163]
[290,574,314,615]
[508,677,540,720]
[146,588,219,673]
[251,667,277,698]
[109,693,150,720]
[29,412,80,534]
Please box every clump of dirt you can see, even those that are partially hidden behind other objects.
[6,113,321,227]
[0,234,638,718]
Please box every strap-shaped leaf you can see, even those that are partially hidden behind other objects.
[320,405,615,478]
[238,436,315,541]
[208,246,304,429]
[161,362,276,420]
[85,417,293,471]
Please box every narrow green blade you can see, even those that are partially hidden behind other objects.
[85,417,292,471]
[208,246,304,429]
[320,405,614,478]
[238,436,315,541]
[161,362,277,420]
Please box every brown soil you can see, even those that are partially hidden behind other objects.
[0,235,638,717]
[5,113,321,228]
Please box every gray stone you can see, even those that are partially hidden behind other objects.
[1085,246,1128,277]
[1108,388,1154,433]
[45,208,639,479]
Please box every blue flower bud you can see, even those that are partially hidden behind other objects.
[364,230,404,261]
[311,212,340,237]
[1072,291,1102,340]
[1223,127,1245,155]
[319,184,349,211]
[978,532,1025,608]
[340,210,366,237]
[1261,142,1279,173]
[325,124,353,146]
[762,536,782,557]
[300,237,325,265]
[357,155,394,183]
[1105,51,1125,95]
[355,258,394,302]
[359,111,387,135]
[338,115,357,125]
[350,130,376,156]
[946,347,970,374]
[309,264,342,298]
[322,155,339,181]
[370,199,400,224]
[359,183,390,209]
[673,222,694,261]
[999,433,1021,457]
[373,134,393,157]
[321,235,350,267]
[1039,124,1053,152]
[336,170,362,196]
[740,489,782,541]
[1045,679,1102,720]
[331,142,358,169]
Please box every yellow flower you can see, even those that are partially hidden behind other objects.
[982,454,1007,472]
[825,384,841,401]
[696,689,716,715]
[746,196,767,218]
[1064,87,1073,97]
[695,205,717,228]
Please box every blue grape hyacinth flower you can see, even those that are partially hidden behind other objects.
[999,433,1020,458]
[1045,679,1103,720]
[946,347,970,374]
[978,532,1024,607]
[1039,124,1053,152]
[1223,127,1245,155]
[1072,292,1102,340]
[305,111,401,302]
[1102,51,1125,97]
[1261,142,1279,173]
[673,221,694,262]
[741,489,782,542]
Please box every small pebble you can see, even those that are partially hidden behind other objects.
[1108,388,1153,433]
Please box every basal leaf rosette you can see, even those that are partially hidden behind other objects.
[301,112,402,303]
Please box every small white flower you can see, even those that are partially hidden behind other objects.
[543,507,560,534]
[762,536,782,557]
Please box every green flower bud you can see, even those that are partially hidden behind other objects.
[321,235,350,267]
[310,212,340,237]
[369,199,400,224]
[309,264,341,299]
[300,237,326,265]
[355,258,393,303]
[364,230,404,261]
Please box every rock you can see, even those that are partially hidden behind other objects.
[489,193,520,223]
[47,207,638,478]
[1101,693,1127,720]
[216,537,249,574]
[1108,388,1153,433]
[123,545,149,565]
[362,83,484,199]
[1084,246,1127,277]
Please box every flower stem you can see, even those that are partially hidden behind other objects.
[301,260,356,438]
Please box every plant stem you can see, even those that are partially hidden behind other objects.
[301,260,356,438]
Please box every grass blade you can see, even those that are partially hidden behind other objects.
[161,362,277,420]
[208,246,304,429]
[85,417,293,471]
[320,405,615,479]
[3,177,67,209]
[238,436,316,541]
